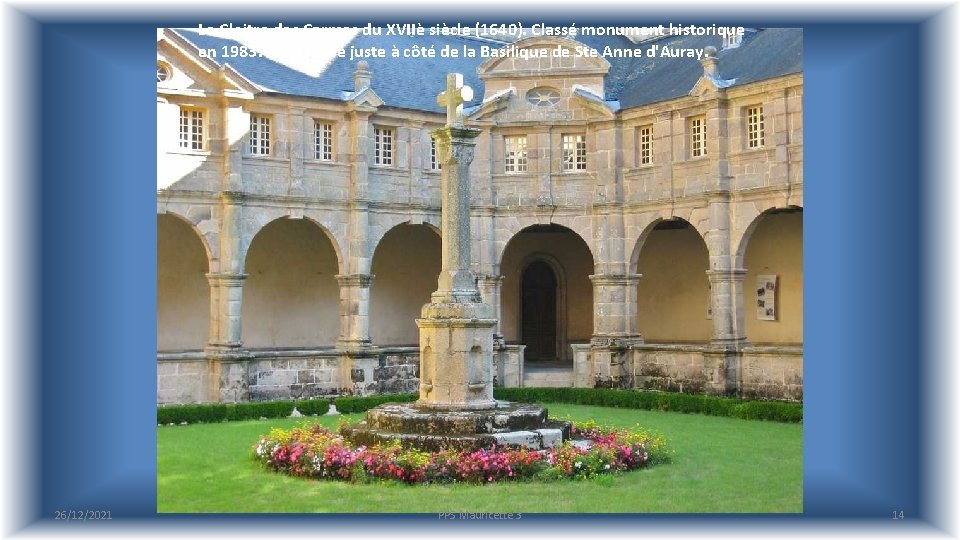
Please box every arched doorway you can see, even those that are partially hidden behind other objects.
[521,260,559,362]
[500,224,594,367]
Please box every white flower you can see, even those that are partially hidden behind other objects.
[604,464,610,470]
[574,461,582,468]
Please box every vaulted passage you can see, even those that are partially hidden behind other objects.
[157,214,209,351]
[742,208,803,345]
[636,219,711,342]
[501,224,594,364]
[370,224,441,346]
[242,218,339,348]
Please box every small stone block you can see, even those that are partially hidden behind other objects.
[535,428,563,448]
[492,431,540,449]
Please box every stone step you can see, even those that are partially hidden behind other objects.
[522,370,574,388]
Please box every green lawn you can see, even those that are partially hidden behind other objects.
[157,403,801,513]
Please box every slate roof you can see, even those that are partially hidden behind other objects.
[172,27,801,114]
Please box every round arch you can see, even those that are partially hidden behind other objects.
[735,205,804,270]
[634,217,712,343]
[738,206,803,345]
[369,222,442,346]
[497,219,596,273]
[242,214,345,276]
[241,216,341,348]
[500,224,595,363]
[158,210,215,269]
[157,213,211,351]
[629,215,710,275]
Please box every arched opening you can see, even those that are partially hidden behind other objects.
[370,223,441,346]
[157,213,210,351]
[501,224,594,366]
[521,260,559,361]
[242,218,340,348]
[741,208,803,345]
[634,218,711,342]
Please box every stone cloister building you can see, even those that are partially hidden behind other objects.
[156,27,803,405]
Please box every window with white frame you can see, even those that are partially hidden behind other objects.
[430,137,441,170]
[314,121,333,161]
[561,134,587,171]
[638,125,653,165]
[746,105,765,149]
[178,107,204,151]
[504,136,527,173]
[374,126,393,166]
[248,114,271,156]
[690,115,707,158]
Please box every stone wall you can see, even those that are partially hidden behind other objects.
[373,347,421,394]
[157,347,423,404]
[630,343,802,401]
[741,346,803,401]
[246,350,343,401]
[632,344,726,395]
[157,352,209,405]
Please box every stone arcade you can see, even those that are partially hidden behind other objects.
[157,27,803,406]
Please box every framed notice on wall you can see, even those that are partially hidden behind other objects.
[756,275,778,321]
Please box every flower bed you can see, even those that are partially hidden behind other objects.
[252,419,671,484]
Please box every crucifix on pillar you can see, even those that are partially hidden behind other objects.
[416,73,497,409]
[436,73,473,128]
[430,74,481,302]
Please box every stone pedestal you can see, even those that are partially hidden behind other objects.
[417,301,497,409]
[341,401,570,452]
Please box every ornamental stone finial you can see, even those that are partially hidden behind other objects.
[436,73,473,127]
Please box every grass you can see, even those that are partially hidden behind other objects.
[157,403,802,513]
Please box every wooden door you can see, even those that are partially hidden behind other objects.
[521,260,558,361]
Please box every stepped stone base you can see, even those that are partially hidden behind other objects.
[341,400,571,452]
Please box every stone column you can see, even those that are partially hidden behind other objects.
[476,274,504,344]
[204,106,252,402]
[335,103,380,394]
[707,269,747,346]
[336,273,375,350]
[206,273,246,349]
[589,273,642,388]
[288,106,305,197]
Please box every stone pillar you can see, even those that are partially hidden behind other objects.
[204,112,252,402]
[336,273,378,395]
[336,273,375,350]
[588,273,642,388]
[288,106,305,197]
[417,77,497,410]
[206,273,246,349]
[476,274,504,345]
[707,269,748,346]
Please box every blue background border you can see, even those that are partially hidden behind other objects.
[16,5,951,535]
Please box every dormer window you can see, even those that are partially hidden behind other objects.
[526,87,560,107]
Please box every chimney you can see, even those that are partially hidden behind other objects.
[354,60,372,91]
[700,46,719,78]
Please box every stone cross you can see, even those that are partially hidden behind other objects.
[436,73,473,127]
